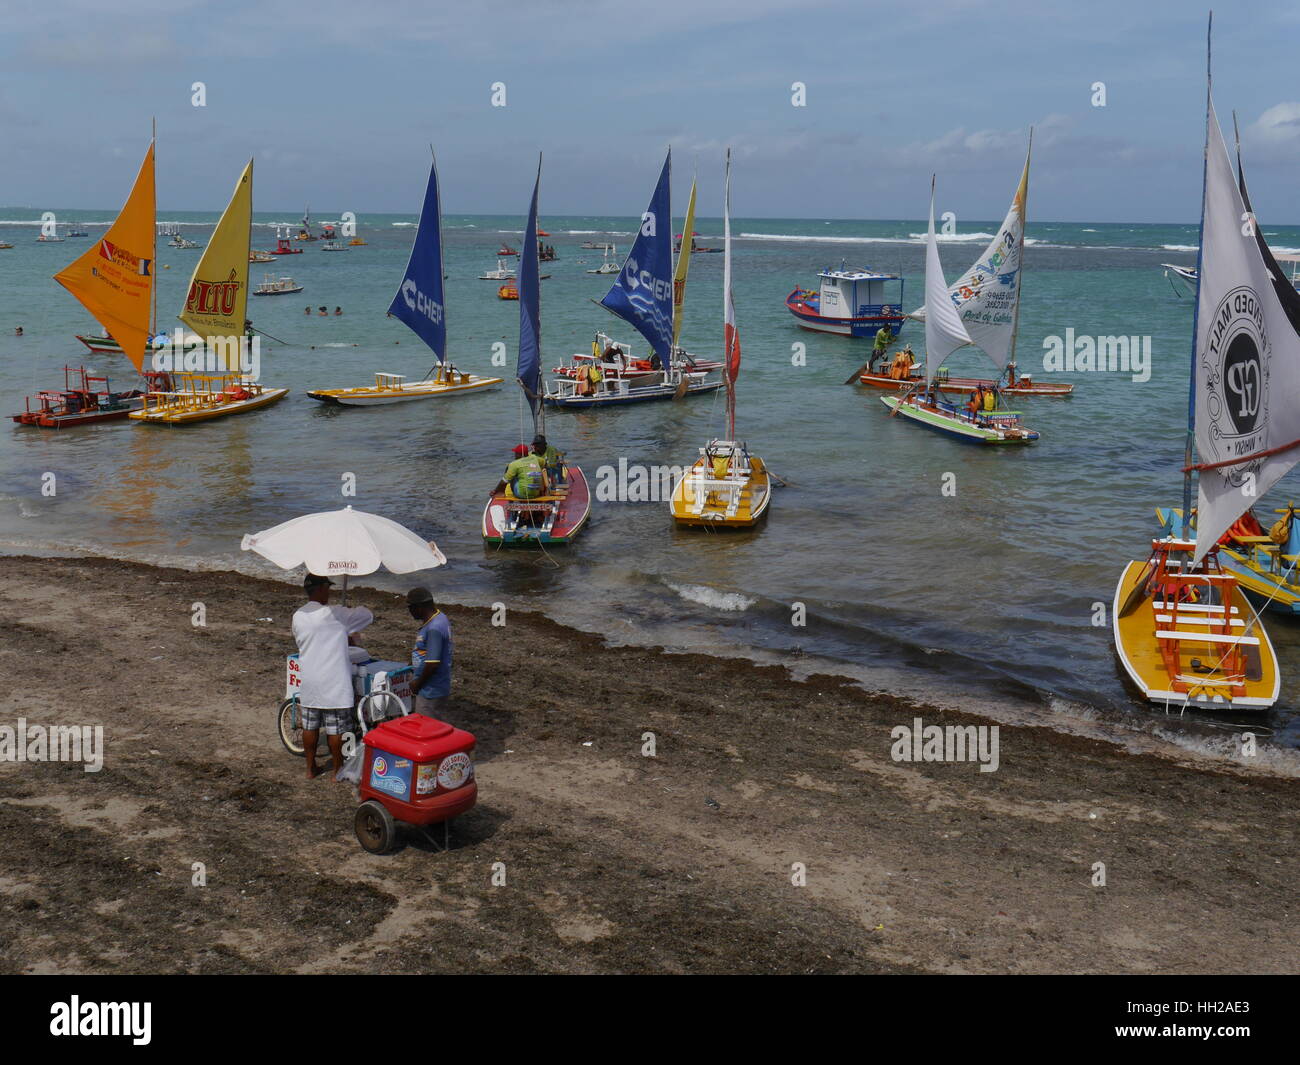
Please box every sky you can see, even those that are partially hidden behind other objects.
[3,0,1300,224]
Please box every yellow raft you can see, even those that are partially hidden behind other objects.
[670,440,770,527]
[129,373,289,425]
[306,368,502,407]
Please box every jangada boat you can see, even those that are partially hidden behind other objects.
[23,137,165,429]
[671,149,770,529]
[305,149,501,407]
[250,249,275,263]
[882,170,1041,446]
[551,150,721,410]
[132,159,289,424]
[786,267,905,339]
[252,274,303,295]
[482,158,590,547]
[585,245,618,274]
[1113,27,1287,713]
[11,365,170,428]
[857,138,1072,398]
[269,228,302,255]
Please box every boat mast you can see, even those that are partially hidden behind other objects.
[1006,127,1032,385]
[151,116,158,343]
[1182,13,1213,541]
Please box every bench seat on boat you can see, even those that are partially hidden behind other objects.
[1154,630,1260,646]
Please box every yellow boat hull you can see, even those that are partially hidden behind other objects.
[670,452,770,527]
[1112,559,1279,710]
[129,386,289,424]
[306,375,502,406]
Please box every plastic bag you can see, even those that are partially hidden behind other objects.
[336,741,364,784]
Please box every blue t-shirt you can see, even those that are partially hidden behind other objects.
[412,611,453,698]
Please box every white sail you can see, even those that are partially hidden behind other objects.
[923,178,973,385]
[912,146,1029,370]
[1193,100,1300,563]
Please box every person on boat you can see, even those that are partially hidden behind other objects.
[967,388,982,419]
[982,386,997,412]
[532,434,564,482]
[494,444,547,500]
[292,573,374,781]
[872,325,891,367]
[407,587,453,718]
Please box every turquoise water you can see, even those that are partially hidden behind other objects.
[3,208,1300,755]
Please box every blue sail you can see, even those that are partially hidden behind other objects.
[387,152,447,364]
[517,157,543,426]
[600,148,673,360]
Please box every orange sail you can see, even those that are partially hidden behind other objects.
[54,142,155,373]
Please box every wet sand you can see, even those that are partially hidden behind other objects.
[0,554,1295,974]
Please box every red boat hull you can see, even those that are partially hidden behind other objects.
[482,466,590,545]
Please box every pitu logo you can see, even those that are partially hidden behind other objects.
[1205,286,1268,442]
[185,268,242,318]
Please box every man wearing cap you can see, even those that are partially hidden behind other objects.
[407,588,453,717]
[291,574,374,780]
[493,444,546,500]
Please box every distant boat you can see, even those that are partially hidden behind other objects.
[168,233,201,249]
[498,280,518,300]
[36,232,65,243]
[0,241,12,250]
[580,240,614,251]
[252,273,304,295]
[585,245,617,274]
[1164,257,1300,296]
[67,225,88,238]
[269,227,302,255]
[320,240,347,252]
[348,236,366,246]
[498,244,519,256]
[479,259,516,280]
[786,265,905,339]
[249,249,275,263]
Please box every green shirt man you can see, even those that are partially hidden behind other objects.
[873,326,891,354]
[499,445,545,499]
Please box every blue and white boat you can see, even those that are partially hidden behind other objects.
[785,264,905,339]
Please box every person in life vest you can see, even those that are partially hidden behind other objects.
[967,386,983,418]
[493,444,547,500]
[982,386,997,412]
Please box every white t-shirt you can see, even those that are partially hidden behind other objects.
[291,602,374,709]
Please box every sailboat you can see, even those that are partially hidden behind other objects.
[670,149,770,527]
[879,175,1041,444]
[305,152,503,406]
[296,206,316,241]
[585,244,617,274]
[132,160,289,424]
[482,158,591,546]
[545,148,722,409]
[1113,21,1282,711]
[12,138,170,428]
[859,141,1071,398]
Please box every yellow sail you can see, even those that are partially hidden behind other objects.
[53,141,155,373]
[672,177,697,349]
[180,159,252,350]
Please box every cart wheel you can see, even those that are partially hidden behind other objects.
[277,698,305,756]
[354,800,396,854]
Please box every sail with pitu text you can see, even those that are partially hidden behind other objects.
[1191,100,1300,563]
[387,151,447,366]
[912,139,1030,371]
[600,148,673,361]
[180,160,252,349]
[54,140,155,373]
[517,156,543,429]
[922,177,973,386]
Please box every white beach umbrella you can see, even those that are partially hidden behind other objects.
[241,505,446,599]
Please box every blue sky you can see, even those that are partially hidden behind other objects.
[3,0,1299,223]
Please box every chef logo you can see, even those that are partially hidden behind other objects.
[1205,286,1268,449]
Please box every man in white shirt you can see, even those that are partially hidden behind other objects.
[291,574,374,780]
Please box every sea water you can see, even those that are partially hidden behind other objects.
[2,210,1297,757]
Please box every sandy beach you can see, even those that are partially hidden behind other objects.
[0,553,1295,975]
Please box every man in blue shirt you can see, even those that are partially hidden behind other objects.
[407,586,453,717]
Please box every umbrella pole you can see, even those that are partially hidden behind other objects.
[342,574,349,606]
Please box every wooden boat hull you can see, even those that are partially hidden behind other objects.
[130,387,289,424]
[545,378,722,409]
[12,397,143,428]
[880,395,1039,444]
[76,334,124,355]
[1112,558,1279,710]
[859,369,1073,396]
[306,376,503,406]
[482,465,590,546]
[670,453,771,527]
[785,290,904,339]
